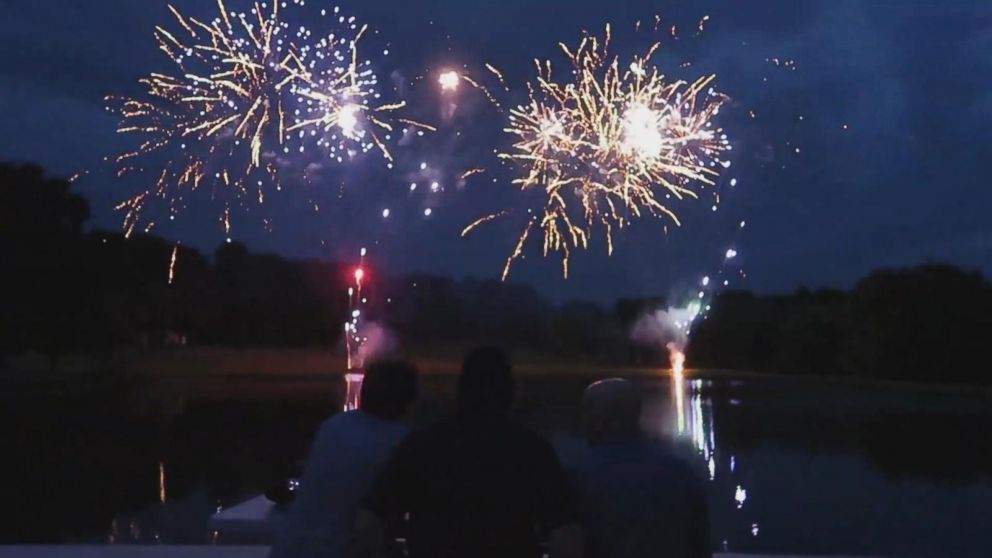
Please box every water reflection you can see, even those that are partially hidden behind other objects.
[11,373,991,556]
[656,374,992,555]
[343,373,364,412]
[667,375,756,549]
[734,486,747,509]
[158,461,167,504]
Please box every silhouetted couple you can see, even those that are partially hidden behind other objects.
[272,348,710,558]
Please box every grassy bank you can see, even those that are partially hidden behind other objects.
[5,347,990,401]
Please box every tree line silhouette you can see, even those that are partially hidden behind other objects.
[3,162,991,385]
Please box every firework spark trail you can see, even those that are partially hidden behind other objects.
[436,67,505,111]
[168,243,179,285]
[697,15,710,34]
[107,0,419,235]
[486,63,511,91]
[464,26,732,279]
[461,74,503,110]
[397,118,438,132]
[461,210,511,236]
[345,248,368,372]
[459,168,486,181]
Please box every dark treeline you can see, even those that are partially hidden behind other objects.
[691,266,992,384]
[3,162,991,385]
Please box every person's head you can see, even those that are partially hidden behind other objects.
[581,378,642,443]
[457,346,516,417]
[359,360,419,420]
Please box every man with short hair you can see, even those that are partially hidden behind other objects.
[575,378,711,558]
[357,347,581,558]
[270,360,418,558]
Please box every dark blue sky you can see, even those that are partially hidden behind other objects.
[2,0,990,303]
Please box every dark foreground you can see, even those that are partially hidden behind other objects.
[3,354,991,557]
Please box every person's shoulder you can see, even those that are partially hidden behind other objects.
[307,411,355,445]
[322,409,372,430]
[315,410,352,433]
[305,412,360,458]
[320,410,405,437]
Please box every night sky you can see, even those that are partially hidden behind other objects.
[2,0,990,303]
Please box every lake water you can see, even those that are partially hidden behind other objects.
[6,371,991,556]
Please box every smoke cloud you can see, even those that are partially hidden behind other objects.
[630,303,700,354]
[355,321,398,368]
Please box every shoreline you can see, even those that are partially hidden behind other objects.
[3,347,990,399]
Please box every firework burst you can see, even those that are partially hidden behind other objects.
[464,26,732,280]
[107,0,426,237]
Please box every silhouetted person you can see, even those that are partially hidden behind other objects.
[357,347,581,558]
[270,360,419,558]
[575,379,710,558]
